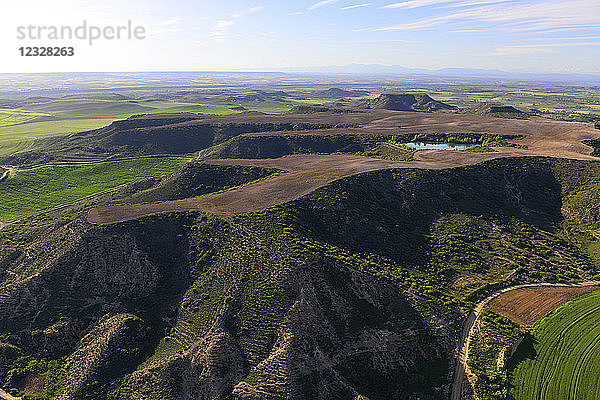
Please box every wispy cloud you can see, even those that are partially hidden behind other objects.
[382,0,451,9]
[366,39,415,42]
[210,20,235,42]
[160,18,181,26]
[485,41,600,55]
[377,0,600,32]
[486,46,556,55]
[152,17,183,35]
[309,0,340,10]
[468,0,600,31]
[231,6,265,18]
[449,28,487,32]
[523,35,600,41]
[445,0,511,7]
[376,13,462,30]
[342,3,373,10]
[211,6,264,42]
[382,0,509,8]
[522,26,600,34]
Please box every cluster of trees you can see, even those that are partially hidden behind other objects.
[468,310,523,400]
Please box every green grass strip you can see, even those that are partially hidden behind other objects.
[0,157,189,222]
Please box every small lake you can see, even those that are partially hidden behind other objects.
[402,142,477,151]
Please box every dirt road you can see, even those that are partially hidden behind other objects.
[0,166,15,182]
[450,281,600,400]
[86,144,587,225]
[0,388,20,400]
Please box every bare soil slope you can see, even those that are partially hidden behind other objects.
[88,111,599,224]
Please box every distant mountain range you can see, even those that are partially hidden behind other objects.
[282,64,600,83]
[1,68,598,100]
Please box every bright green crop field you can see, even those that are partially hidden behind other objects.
[509,289,600,400]
[0,118,120,157]
[52,102,239,119]
[0,108,50,127]
[0,101,241,157]
[0,157,189,222]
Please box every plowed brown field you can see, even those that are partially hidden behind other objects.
[488,285,600,326]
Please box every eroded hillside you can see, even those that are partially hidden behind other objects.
[0,157,599,399]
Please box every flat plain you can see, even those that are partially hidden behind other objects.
[0,97,242,158]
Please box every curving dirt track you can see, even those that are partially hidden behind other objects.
[450,281,600,400]
[0,166,15,182]
[87,112,600,225]
[87,150,528,224]
[0,388,20,400]
[88,154,413,223]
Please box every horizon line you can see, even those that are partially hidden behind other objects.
[1,67,600,77]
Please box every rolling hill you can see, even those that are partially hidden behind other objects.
[0,112,357,166]
[362,93,458,112]
[312,88,369,99]
[0,157,599,399]
[472,102,530,119]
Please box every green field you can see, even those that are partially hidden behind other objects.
[0,118,122,157]
[0,99,243,158]
[509,289,600,400]
[0,108,49,127]
[51,101,239,119]
[0,157,189,222]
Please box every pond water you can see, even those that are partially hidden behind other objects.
[402,142,477,151]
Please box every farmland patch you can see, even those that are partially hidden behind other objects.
[509,289,600,400]
[0,157,189,222]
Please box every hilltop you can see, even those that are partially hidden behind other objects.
[313,87,369,99]
[362,93,458,112]
[472,102,530,119]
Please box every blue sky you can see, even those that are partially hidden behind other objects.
[1,0,599,73]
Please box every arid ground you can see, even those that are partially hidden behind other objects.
[88,111,600,224]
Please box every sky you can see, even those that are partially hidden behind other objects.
[1,0,599,74]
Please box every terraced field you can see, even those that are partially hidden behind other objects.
[509,289,600,400]
[0,108,49,127]
[0,157,189,222]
